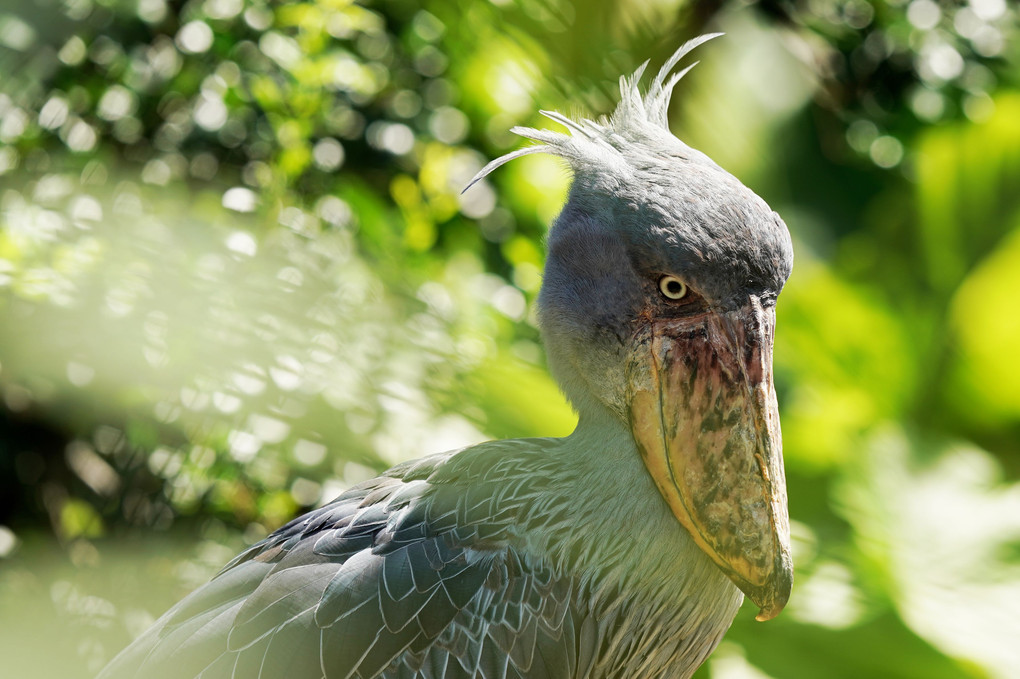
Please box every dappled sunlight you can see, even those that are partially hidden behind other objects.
[0,173,571,540]
[0,531,245,678]
[787,560,865,630]
[710,644,778,679]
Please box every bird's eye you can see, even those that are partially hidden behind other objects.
[658,275,688,300]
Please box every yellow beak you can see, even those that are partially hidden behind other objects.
[627,298,792,621]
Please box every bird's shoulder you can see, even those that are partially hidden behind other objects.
[108,437,594,679]
[225,435,563,570]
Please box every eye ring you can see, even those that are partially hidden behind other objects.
[658,275,688,300]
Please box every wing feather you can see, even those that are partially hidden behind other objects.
[98,439,594,679]
[228,562,338,650]
[314,550,385,627]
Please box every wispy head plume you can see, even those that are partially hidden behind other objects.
[463,32,723,193]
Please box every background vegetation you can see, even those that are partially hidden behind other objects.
[1,0,1019,677]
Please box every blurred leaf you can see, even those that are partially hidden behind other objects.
[777,259,914,469]
[467,354,576,440]
[835,427,1020,678]
[60,499,104,539]
[949,221,1020,421]
[916,94,1020,294]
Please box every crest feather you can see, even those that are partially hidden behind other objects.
[463,32,723,193]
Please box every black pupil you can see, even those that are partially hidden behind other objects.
[666,280,683,296]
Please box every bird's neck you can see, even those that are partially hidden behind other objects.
[546,405,691,578]
[501,402,743,674]
[539,402,741,605]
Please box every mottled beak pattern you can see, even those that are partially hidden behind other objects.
[627,297,793,621]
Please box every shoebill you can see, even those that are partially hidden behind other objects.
[99,33,794,679]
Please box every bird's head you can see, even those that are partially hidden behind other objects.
[466,34,793,622]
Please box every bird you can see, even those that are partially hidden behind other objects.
[98,33,794,679]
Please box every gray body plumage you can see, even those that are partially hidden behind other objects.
[100,34,793,679]
[100,418,741,679]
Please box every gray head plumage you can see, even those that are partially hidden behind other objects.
[469,32,793,422]
[466,32,792,311]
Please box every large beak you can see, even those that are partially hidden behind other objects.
[627,297,792,621]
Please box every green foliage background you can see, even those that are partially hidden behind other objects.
[1,0,1019,677]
